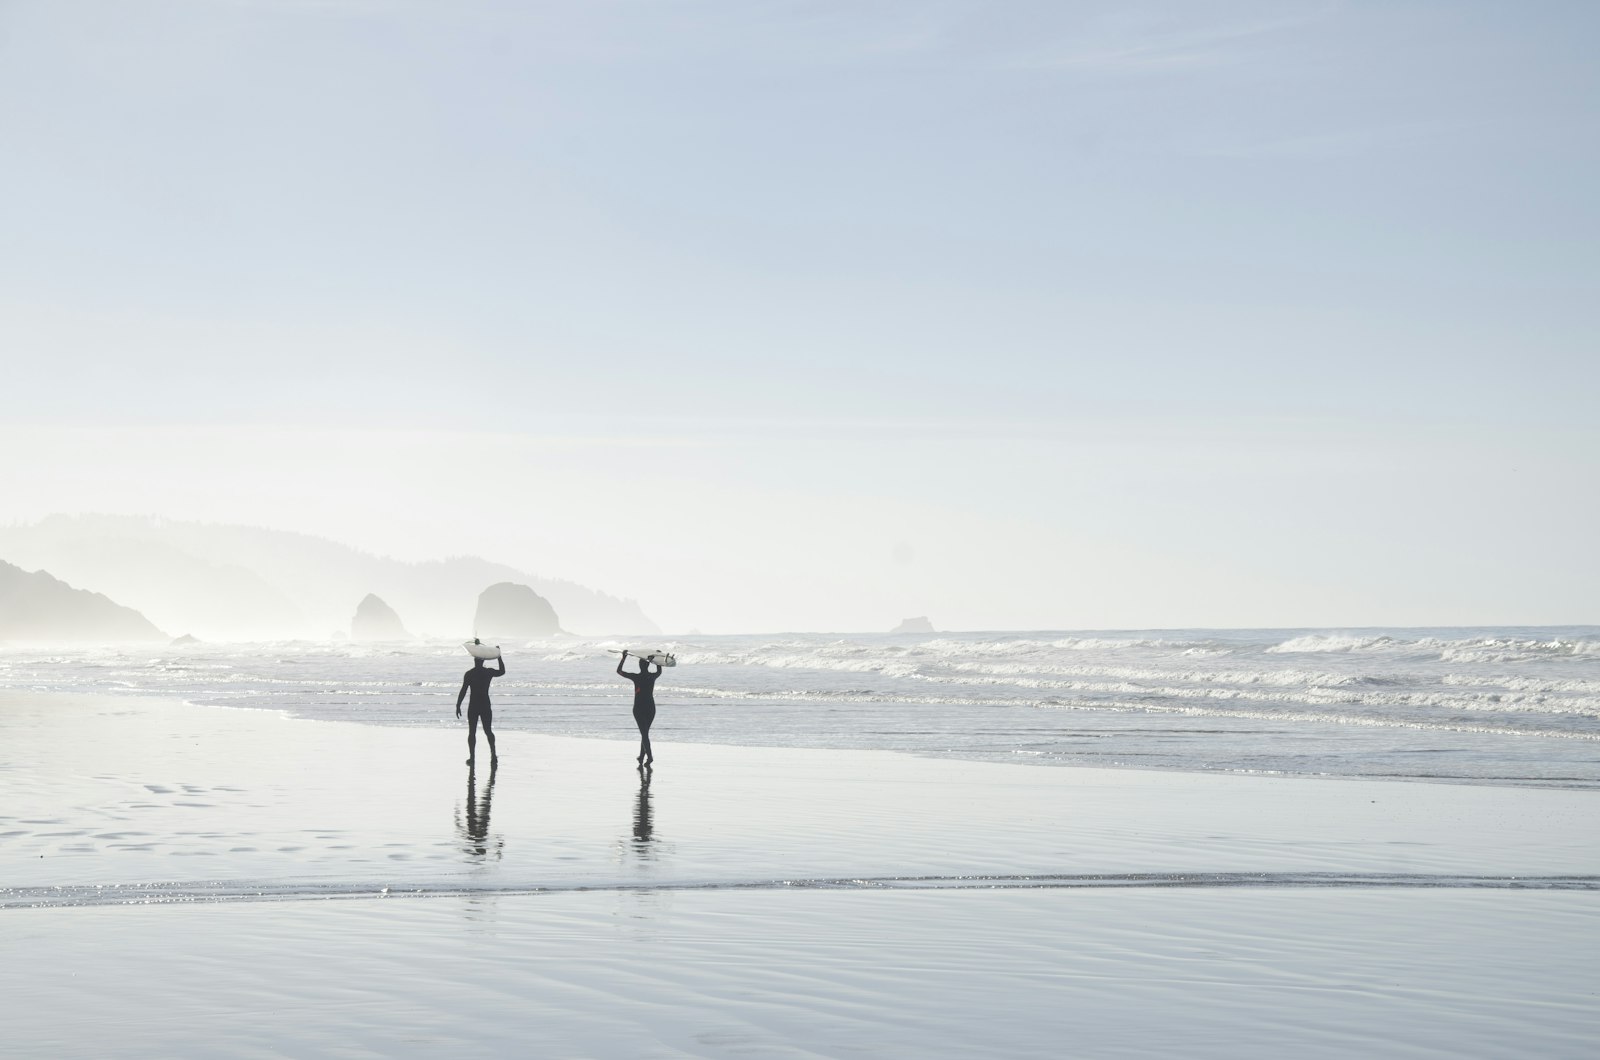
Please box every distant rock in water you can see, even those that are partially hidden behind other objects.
[170,633,201,645]
[0,560,166,642]
[474,582,561,639]
[351,593,411,641]
[890,616,935,634]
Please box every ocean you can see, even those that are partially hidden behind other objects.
[5,627,1599,788]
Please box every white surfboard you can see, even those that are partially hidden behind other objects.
[464,639,502,660]
[610,649,676,668]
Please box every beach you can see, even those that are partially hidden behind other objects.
[3,690,1598,1056]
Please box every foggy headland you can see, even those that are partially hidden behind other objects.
[0,514,656,641]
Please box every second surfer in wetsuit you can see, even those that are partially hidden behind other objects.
[616,650,662,767]
[456,652,506,767]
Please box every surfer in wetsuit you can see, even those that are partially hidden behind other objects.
[616,650,662,767]
[456,652,505,767]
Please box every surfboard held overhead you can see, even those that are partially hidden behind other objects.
[609,649,677,668]
[463,639,502,660]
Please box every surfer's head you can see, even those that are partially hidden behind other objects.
[472,656,485,669]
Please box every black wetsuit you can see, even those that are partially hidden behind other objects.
[619,659,661,762]
[459,658,505,762]
[462,663,502,724]
[627,667,659,728]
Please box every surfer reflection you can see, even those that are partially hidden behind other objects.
[616,650,662,767]
[455,762,501,859]
[456,645,506,767]
[633,767,654,848]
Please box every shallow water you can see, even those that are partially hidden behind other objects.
[4,694,1596,913]
[4,626,1599,786]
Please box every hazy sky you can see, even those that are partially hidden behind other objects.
[2,0,1596,632]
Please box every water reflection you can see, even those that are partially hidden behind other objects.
[631,766,654,855]
[455,761,502,860]
[613,766,670,928]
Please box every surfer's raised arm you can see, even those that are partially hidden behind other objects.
[493,654,506,677]
[616,649,630,678]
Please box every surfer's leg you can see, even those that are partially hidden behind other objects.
[633,705,650,764]
[482,710,497,764]
[466,708,479,765]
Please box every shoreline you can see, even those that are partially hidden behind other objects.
[23,683,1600,793]
[4,689,1597,906]
[4,689,1598,1056]
[5,627,1598,790]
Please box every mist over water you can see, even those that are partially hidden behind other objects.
[5,627,1599,788]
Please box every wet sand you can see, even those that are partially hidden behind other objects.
[2,692,1598,1056]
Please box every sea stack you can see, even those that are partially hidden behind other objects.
[0,560,166,642]
[474,582,561,639]
[890,616,936,634]
[350,594,411,640]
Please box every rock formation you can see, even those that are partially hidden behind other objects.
[351,594,411,640]
[890,616,935,634]
[473,582,561,639]
[0,560,166,642]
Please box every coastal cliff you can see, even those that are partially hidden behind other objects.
[0,560,166,642]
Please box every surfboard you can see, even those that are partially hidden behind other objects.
[463,639,502,660]
[610,649,676,668]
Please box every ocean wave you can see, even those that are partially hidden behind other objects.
[8,872,1596,910]
[1031,698,1600,740]
[1266,632,1600,662]
[445,679,1600,728]
[1267,634,1401,654]
[1442,674,1600,694]
[1438,639,1600,663]
[942,659,1383,687]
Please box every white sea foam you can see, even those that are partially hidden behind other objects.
[1267,633,1399,654]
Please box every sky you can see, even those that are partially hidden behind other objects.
[1,0,1596,633]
